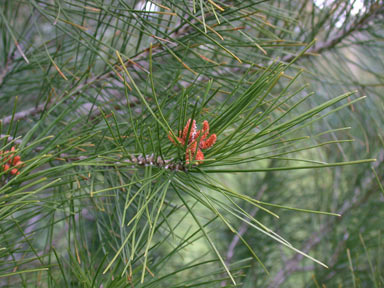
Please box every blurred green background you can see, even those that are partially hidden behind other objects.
[0,0,383,287]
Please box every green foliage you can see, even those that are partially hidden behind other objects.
[0,0,383,287]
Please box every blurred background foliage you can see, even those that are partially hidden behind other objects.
[0,0,383,287]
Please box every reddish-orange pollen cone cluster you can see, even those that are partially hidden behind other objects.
[1,146,23,176]
[168,119,216,164]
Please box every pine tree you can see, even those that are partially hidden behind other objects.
[0,0,383,287]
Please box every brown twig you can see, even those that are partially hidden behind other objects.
[282,3,384,63]
[71,19,193,95]
[120,154,187,171]
[220,184,268,287]
[0,17,193,127]
[2,4,382,127]
[1,103,46,126]
[268,150,384,287]
[225,184,268,265]
[0,134,23,145]
[1,132,186,171]
[60,154,186,171]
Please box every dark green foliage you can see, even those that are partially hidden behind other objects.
[0,0,383,287]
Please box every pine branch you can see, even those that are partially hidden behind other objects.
[120,154,186,171]
[0,133,186,171]
[0,134,22,144]
[72,18,194,95]
[1,103,46,126]
[0,17,194,127]
[268,150,384,287]
[225,184,268,266]
[221,183,267,287]
[282,3,384,63]
[1,1,382,286]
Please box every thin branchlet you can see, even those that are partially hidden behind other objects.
[121,154,187,172]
